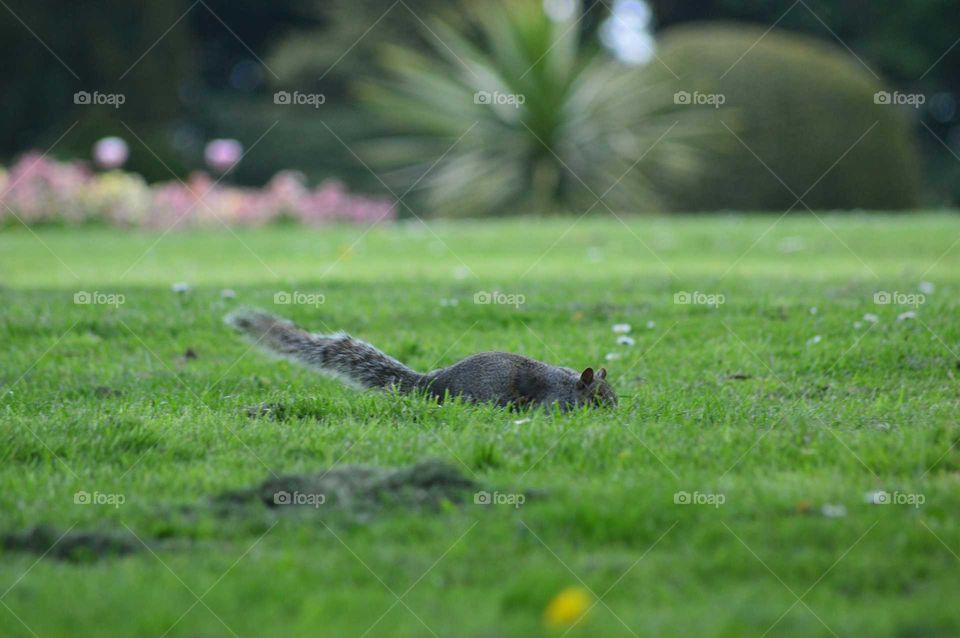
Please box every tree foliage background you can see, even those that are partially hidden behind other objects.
[2,0,959,205]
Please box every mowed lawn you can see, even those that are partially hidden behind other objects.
[1,213,960,637]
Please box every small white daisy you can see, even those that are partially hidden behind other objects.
[820,504,847,518]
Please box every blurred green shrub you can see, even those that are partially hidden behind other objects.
[653,23,922,211]
[358,0,703,217]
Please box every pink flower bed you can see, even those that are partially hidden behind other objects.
[0,152,396,228]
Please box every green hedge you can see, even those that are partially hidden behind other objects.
[652,23,921,211]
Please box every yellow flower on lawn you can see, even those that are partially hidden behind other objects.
[544,586,592,628]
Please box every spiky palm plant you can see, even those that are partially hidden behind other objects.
[358,0,700,217]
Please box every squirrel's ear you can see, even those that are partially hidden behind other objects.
[597,367,607,380]
[579,367,594,385]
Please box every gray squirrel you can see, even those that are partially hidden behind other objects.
[225,309,617,411]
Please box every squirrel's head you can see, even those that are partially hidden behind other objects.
[575,367,617,408]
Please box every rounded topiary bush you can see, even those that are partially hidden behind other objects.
[651,23,921,211]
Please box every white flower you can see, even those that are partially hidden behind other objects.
[512,417,532,426]
[810,306,818,315]
[221,288,236,299]
[820,504,847,518]
[612,323,631,334]
[617,335,636,346]
[605,352,622,361]
[897,310,917,321]
[863,313,879,324]
[807,335,822,345]
[919,281,935,294]
[853,321,863,329]
[646,320,656,329]
[171,282,191,294]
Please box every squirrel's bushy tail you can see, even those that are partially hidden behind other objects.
[225,309,423,391]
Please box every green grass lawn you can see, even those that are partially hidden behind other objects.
[2,213,960,637]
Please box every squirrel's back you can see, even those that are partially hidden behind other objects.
[425,352,579,407]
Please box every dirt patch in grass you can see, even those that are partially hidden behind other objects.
[2,461,482,561]
[1,525,139,562]
[244,402,288,420]
[218,459,479,513]
[93,385,123,398]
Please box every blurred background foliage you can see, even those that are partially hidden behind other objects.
[357,0,709,216]
[652,23,921,211]
[2,0,958,213]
